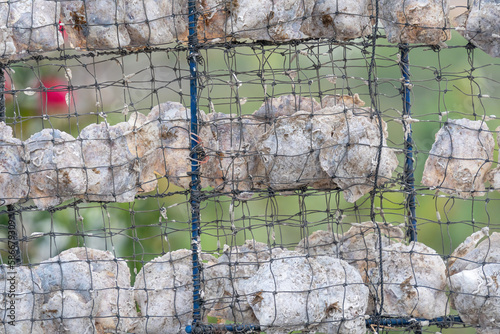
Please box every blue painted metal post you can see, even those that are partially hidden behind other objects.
[400,45,417,242]
[188,0,202,329]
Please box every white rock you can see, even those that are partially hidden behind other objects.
[36,247,137,333]
[119,112,161,194]
[447,228,497,276]
[256,110,337,190]
[204,112,266,194]
[0,4,16,57]
[380,0,451,44]
[313,256,369,334]
[301,0,373,40]
[454,0,500,58]
[8,0,63,53]
[319,108,398,202]
[422,118,494,198]
[60,0,130,49]
[25,129,86,209]
[296,230,340,257]
[208,240,288,324]
[134,249,197,334]
[0,123,28,206]
[240,251,368,334]
[0,265,43,334]
[253,95,321,119]
[367,241,448,318]
[450,264,500,332]
[79,122,139,202]
[146,102,215,189]
[125,0,187,45]
[225,0,308,41]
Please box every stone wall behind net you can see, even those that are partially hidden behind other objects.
[1,0,500,333]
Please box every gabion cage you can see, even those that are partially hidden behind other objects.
[1,0,500,333]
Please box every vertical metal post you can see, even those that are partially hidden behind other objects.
[400,45,417,242]
[1,66,22,265]
[187,0,202,329]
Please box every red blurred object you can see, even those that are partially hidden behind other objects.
[38,77,74,115]
[2,70,13,105]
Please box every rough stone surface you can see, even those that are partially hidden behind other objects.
[454,0,500,58]
[134,249,196,334]
[367,241,448,318]
[25,129,86,209]
[207,240,288,324]
[301,0,373,40]
[196,0,228,41]
[0,3,16,57]
[125,0,187,45]
[79,122,139,202]
[0,122,28,206]
[339,221,404,312]
[447,228,496,276]
[256,110,337,191]
[204,112,266,194]
[60,0,131,49]
[0,265,43,334]
[147,102,215,189]
[225,0,309,41]
[240,251,368,334]
[8,0,63,53]
[450,263,500,332]
[253,95,321,119]
[295,230,340,257]
[380,0,451,44]
[36,247,137,333]
[318,108,398,203]
[120,112,161,194]
[422,118,494,198]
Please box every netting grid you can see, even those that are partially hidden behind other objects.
[1,0,500,333]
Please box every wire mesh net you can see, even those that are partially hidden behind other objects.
[1,0,500,333]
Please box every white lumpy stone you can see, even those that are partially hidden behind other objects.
[450,264,500,332]
[422,118,494,198]
[380,0,451,44]
[8,0,63,53]
[36,247,137,333]
[25,129,86,209]
[487,127,500,193]
[0,266,43,334]
[36,251,100,332]
[60,0,131,49]
[209,241,288,324]
[319,108,398,203]
[226,0,308,41]
[240,251,368,334]
[134,249,196,334]
[301,0,373,40]
[79,122,139,202]
[454,0,500,58]
[146,102,215,189]
[296,230,340,257]
[0,3,16,57]
[256,110,336,190]
[0,122,28,206]
[367,242,448,318]
[313,256,369,334]
[204,112,265,194]
[125,0,187,45]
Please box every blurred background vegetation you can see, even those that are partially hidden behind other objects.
[1,23,500,333]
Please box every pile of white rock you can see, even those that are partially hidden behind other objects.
[4,227,500,333]
[0,94,399,209]
[0,0,473,57]
[422,118,500,199]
